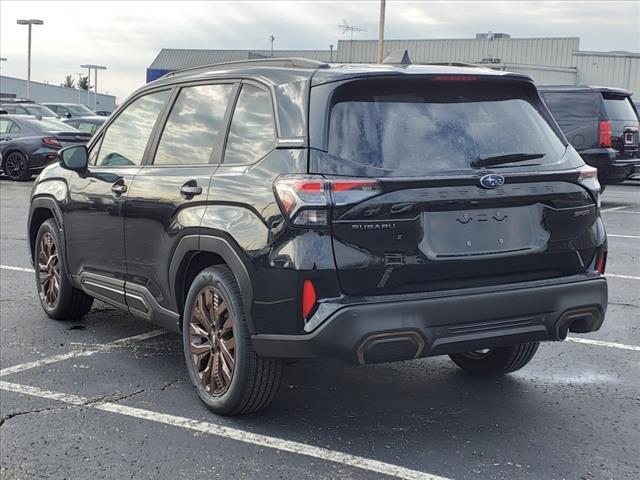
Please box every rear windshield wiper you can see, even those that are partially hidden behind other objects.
[471,153,545,169]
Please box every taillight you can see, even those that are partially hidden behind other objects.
[596,250,607,275]
[274,176,330,226]
[302,279,317,320]
[599,121,612,148]
[330,179,381,205]
[274,175,382,226]
[42,137,61,148]
[577,165,601,204]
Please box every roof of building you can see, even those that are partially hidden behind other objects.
[149,48,333,70]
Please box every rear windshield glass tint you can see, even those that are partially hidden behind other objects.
[603,96,638,121]
[327,79,566,176]
[23,118,78,132]
[542,92,598,120]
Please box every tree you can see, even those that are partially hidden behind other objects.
[62,75,75,88]
[78,75,90,91]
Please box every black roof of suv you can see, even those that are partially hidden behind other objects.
[28,59,608,415]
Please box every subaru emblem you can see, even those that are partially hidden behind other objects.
[479,174,505,189]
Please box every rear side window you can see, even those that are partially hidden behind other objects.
[154,84,233,165]
[77,122,98,134]
[224,84,276,165]
[95,90,170,167]
[0,119,19,134]
[602,95,638,121]
[326,79,566,176]
[543,92,598,120]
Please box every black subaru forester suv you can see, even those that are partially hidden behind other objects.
[28,58,608,415]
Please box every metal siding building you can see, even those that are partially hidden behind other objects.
[147,37,639,97]
[487,63,577,85]
[572,51,640,96]
[336,37,580,66]
[0,75,117,112]
[147,49,333,81]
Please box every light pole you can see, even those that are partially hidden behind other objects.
[80,64,106,109]
[269,35,275,57]
[17,19,44,99]
[75,72,84,103]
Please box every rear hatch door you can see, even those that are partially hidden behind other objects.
[312,75,599,296]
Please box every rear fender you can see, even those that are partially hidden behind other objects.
[169,234,255,333]
[28,191,66,266]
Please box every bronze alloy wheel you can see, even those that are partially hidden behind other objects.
[189,286,236,396]
[38,232,61,308]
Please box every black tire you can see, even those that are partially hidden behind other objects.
[35,219,93,320]
[449,342,540,376]
[182,265,282,415]
[3,151,31,181]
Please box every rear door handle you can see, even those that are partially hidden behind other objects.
[180,183,203,197]
[112,184,127,194]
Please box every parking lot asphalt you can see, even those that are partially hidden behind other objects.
[1,178,639,480]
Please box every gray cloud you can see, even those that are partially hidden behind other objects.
[1,1,638,102]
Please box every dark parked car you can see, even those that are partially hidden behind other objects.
[539,86,640,187]
[1,102,59,119]
[61,115,106,135]
[1,115,90,181]
[28,59,608,415]
[42,103,95,119]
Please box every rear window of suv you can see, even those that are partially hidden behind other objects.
[326,78,566,176]
[602,95,638,121]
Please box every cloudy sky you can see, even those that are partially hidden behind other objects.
[1,1,638,102]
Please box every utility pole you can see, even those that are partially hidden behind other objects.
[269,34,275,57]
[377,0,386,63]
[17,19,44,99]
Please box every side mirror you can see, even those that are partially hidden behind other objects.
[66,112,72,118]
[59,145,88,172]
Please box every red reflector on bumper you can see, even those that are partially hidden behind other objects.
[302,279,317,320]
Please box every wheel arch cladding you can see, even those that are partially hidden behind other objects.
[28,196,65,265]
[170,235,256,333]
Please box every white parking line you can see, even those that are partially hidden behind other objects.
[608,233,640,240]
[0,351,96,378]
[607,273,640,281]
[567,338,640,352]
[0,329,166,378]
[0,264,34,273]
[600,206,629,213]
[0,380,449,480]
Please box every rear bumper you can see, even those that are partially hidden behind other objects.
[252,275,608,364]
[608,159,640,182]
[580,148,640,182]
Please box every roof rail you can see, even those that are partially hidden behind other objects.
[163,57,330,79]
[423,62,483,68]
